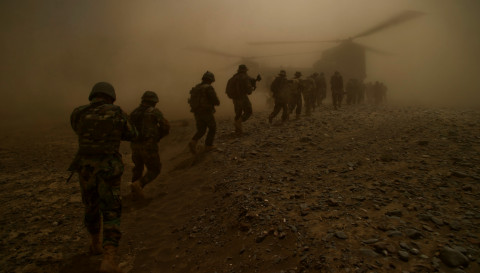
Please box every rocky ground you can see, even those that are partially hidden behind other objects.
[1,104,480,273]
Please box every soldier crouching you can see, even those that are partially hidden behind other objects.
[69,82,137,273]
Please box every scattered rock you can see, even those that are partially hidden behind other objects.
[439,246,469,268]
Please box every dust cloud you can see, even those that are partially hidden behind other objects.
[0,0,479,127]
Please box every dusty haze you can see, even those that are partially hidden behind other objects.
[1,0,479,125]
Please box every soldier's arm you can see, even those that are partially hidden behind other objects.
[207,86,220,106]
[241,74,254,94]
[153,109,170,136]
[120,111,138,141]
[70,106,84,133]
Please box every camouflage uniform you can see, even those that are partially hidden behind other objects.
[268,70,289,123]
[289,72,303,118]
[330,71,344,110]
[189,71,220,151]
[302,75,316,115]
[130,91,170,190]
[69,83,137,248]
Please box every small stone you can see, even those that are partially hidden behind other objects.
[363,238,379,244]
[405,228,423,239]
[398,250,409,261]
[386,230,403,237]
[410,248,420,255]
[431,216,444,226]
[385,210,403,217]
[439,246,469,268]
[358,248,379,258]
[451,170,468,178]
[335,231,348,239]
[399,242,411,250]
[417,140,429,146]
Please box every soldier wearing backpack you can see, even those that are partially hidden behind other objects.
[129,91,170,199]
[226,64,260,134]
[69,82,137,273]
[188,71,220,154]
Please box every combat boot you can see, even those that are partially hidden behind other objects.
[204,145,216,152]
[89,233,103,255]
[188,140,198,154]
[99,245,123,273]
[234,120,243,134]
[130,181,145,199]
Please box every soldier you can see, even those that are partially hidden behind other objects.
[330,71,344,110]
[188,71,220,153]
[303,74,316,115]
[289,71,303,119]
[69,82,137,273]
[268,70,290,123]
[129,91,170,199]
[346,78,359,105]
[316,72,327,106]
[357,80,366,104]
[226,64,259,134]
[373,81,387,104]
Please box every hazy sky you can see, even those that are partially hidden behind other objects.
[0,0,479,121]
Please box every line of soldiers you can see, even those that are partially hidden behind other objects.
[269,70,329,122]
[68,65,388,272]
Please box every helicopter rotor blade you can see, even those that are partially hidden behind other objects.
[248,39,341,46]
[184,45,244,58]
[248,51,322,59]
[354,42,394,56]
[352,10,424,39]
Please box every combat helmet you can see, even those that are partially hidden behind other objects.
[202,71,215,82]
[89,82,116,101]
[238,64,248,72]
[278,70,286,77]
[294,71,302,78]
[141,91,159,103]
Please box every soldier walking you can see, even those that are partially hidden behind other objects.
[129,91,170,199]
[316,72,327,106]
[188,71,220,153]
[330,71,344,110]
[69,82,137,273]
[226,64,259,134]
[303,74,316,116]
[289,71,303,119]
[268,70,290,123]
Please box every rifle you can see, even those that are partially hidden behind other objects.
[250,74,262,91]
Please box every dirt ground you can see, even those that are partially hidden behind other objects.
[1,104,480,273]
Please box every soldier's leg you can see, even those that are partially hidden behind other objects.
[270,101,282,120]
[296,94,302,116]
[242,97,252,122]
[281,102,289,122]
[131,145,144,183]
[139,147,161,188]
[79,166,101,236]
[192,114,208,141]
[233,99,242,121]
[205,113,217,146]
[98,176,122,248]
[332,92,338,109]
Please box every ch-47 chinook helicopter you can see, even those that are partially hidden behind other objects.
[248,10,424,82]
